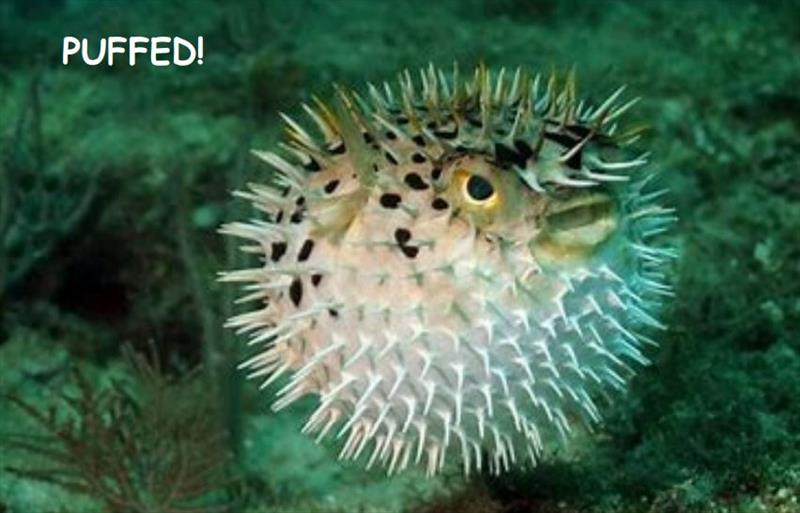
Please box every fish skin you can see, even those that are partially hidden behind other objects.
[221,65,676,476]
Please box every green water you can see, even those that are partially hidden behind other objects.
[1,1,799,512]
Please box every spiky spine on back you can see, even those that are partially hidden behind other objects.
[221,64,676,476]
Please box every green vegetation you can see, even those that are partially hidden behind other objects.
[1,1,799,512]
[4,348,235,513]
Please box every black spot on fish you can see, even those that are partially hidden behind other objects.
[544,131,580,149]
[494,142,528,168]
[563,149,582,170]
[385,131,398,140]
[289,278,303,307]
[411,134,426,147]
[432,198,449,210]
[298,239,314,262]
[433,127,458,140]
[385,152,398,165]
[400,245,419,258]
[426,121,437,130]
[281,185,291,197]
[513,139,534,160]
[394,228,419,259]
[431,167,442,180]
[404,173,429,190]
[411,153,426,163]
[275,210,284,223]
[394,228,411,245]
[304,158,321,172]
[290,210,304,224]
[328,308,339,318]
[363,132,374,144]
[329,142,346,155]
[311,274,322,287]
[324,179,340,194]
[396,116,409,125]
[271,242,287,262]
[544,131,584,169]
[296,196,305,206]
[380,193,402,209]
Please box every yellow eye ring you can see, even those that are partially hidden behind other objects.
[456,169,500,209]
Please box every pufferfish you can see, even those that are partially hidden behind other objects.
[220,64,676,477]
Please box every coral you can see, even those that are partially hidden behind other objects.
[1,349,236,513]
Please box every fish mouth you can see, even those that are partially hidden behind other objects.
[532,192,619,265]
[545,192,616,234]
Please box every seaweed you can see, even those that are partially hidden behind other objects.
[0,72,98,305]
[1,349,237,513]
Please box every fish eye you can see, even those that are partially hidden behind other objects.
[464,174,496,203]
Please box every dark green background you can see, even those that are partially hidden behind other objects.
[1,1,799,512]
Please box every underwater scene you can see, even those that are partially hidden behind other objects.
[1,0,799,512]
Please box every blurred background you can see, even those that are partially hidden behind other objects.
[1,1,799,512]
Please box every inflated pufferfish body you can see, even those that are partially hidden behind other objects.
[221,64,676,476]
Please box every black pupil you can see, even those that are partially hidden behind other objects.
[466,175,494,201]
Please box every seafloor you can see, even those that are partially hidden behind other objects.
[1,1,799,512]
